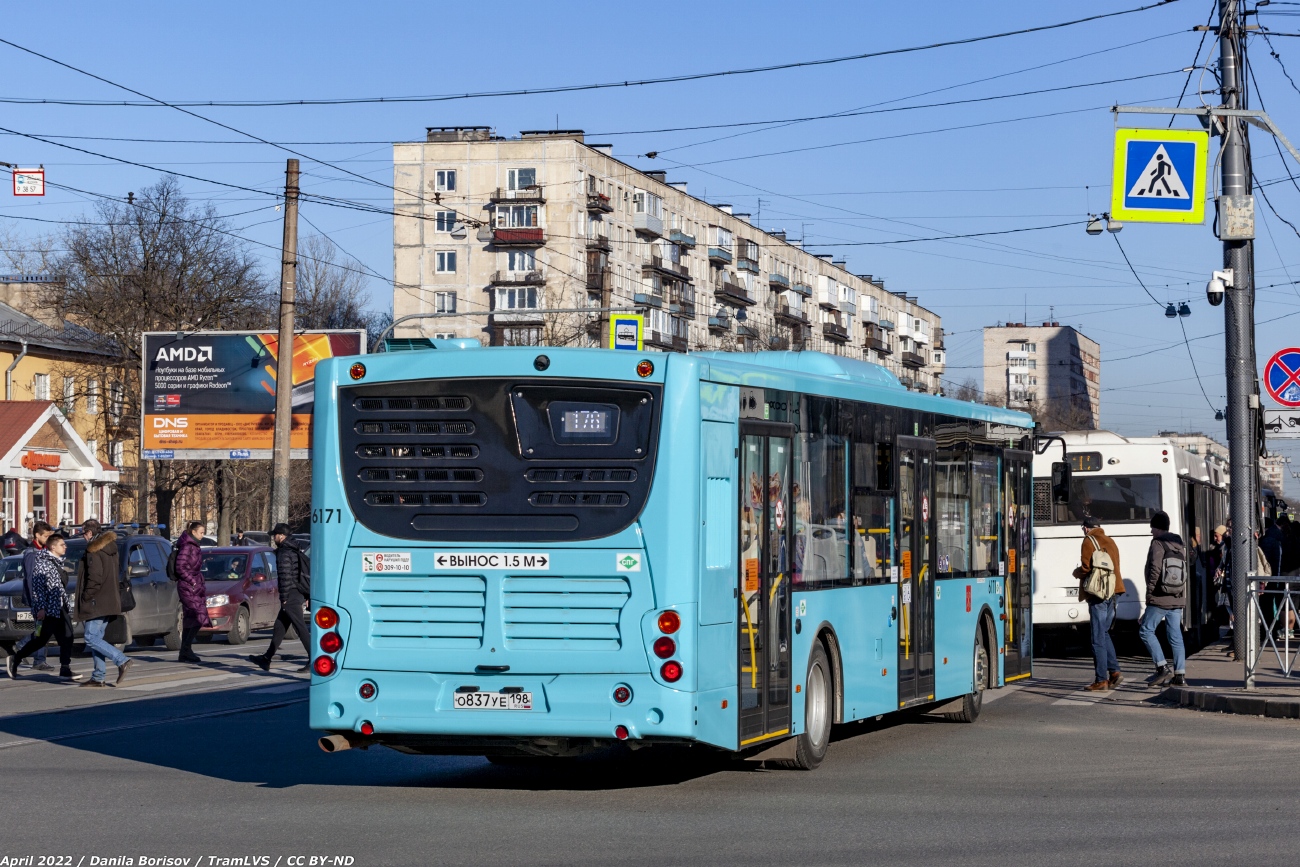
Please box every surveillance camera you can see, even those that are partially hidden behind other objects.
[1206,278,1224,306]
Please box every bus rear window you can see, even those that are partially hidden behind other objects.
[1066,474,1162,524]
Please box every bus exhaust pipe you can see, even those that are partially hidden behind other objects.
[320,734,366,753]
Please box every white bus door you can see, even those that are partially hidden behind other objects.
[897,437,936,706]
[737,424,794,748]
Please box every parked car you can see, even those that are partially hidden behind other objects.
[196,546,280,644]
[0,533,181,656]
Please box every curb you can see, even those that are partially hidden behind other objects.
[1161,686,1300,719]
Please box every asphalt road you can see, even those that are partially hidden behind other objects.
[1,640,1295,867]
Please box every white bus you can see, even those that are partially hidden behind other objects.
[1031,431,1227,651]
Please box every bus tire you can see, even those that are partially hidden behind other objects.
[782,641,832,770]
[945,635,988,723]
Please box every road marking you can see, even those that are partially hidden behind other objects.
[983,684,1023,705]
[0,696,306,751]
[117,672,252,692]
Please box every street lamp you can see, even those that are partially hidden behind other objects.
[1085,213,1123,235]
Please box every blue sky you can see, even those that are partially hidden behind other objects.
[4,0,1300,473]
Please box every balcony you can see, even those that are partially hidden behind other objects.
[491,307,544,325]
[586,233,612,252]
[493,227,545,246]
[644,255,692,283]
[491,186,545,203]
[737,324,760,339]
[672,335,689,352]
[586,268,611,292]
[737,257,760,274]
[634,212,664,237]
[707,246,733,265]
[668,229,696,248]
[491,269,545,286]
[715,280,755,306]
[792,281,813,298]
[774,301,808,326]
[865,323,892,355]
[901,350,926,369]
[769,273,790,289]
[767,334,791,351]
[708,314,732,333]
[634,292,664,309]
[645,328,674,349]
[670,286,697,317]
[838,299,856,317]
[585,192,614,213]
[822,320,849,343]
[878,318,895,331]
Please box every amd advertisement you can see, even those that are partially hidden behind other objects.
[141,330,365,459]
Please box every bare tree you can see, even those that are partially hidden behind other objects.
[38,176,274,533]
[295,234,370,330]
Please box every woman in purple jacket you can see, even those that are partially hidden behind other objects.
[175,521,210,664]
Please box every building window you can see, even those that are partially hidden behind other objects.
[33,373,48,400]
[31,483,45,522]
[712,225,733,250]
[435,291,456,314]
[435,170,456,192]
[507,168,536,190]
[632,190,663,218]
[89,484,100,521]
[502,327,541,346]
[2,480,13,531]
[109,383,124,424]
[434,211,457,232]
[58,481,74,525]
[109,441,123,467]
[507,250,536,272]
[1025,343,1037,352]
[496,286,539,310]
[495,204,538,228]
[62,376,75,415]
[87,379,99,414]
[435,251,457,273]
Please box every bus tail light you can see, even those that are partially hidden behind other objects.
[657,610,680,634]
[315,607,339,629]
[313,656,336,677]
[612,685,632,704]
[660,661,683,682]
[653,636,676,659]
[320,632,343,654]
[615,725,630,740]
[360,721,375,736]
[359,681,377,700]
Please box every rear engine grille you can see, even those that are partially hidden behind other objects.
[501,576,631,650]
[361,468,483,483]
[356,396,471,411]
[362,575,485,649]
[529,492,629,507]
[356,420,475,436]
[525,468,637,483]
[356,444,479,459]
[366,491,486,507]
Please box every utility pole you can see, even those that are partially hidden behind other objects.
[270,159,299,526]
[1218,1,1259,677]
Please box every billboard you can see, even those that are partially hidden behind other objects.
[141,330,365,460]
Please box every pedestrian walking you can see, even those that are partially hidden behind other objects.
[1073,517,1126,691]
[72,525,131,687]
[247,523,311,673]
[1261,518,1283,577]
[15,521,54,671]
[1140,510,1188,688]
[174,521,210,664]
[5,534,80,681]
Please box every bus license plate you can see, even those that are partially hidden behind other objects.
[453,691,533,710]
[16,611,33,622]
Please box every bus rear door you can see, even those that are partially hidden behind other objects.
[1004,449,1033,680]
[897,437,936,706]
[737,423,794,748]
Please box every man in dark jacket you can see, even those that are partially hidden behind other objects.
[74,526,131,687]
[247,523,310,673]
[1139,510,1188,688]
[175,521,210,664]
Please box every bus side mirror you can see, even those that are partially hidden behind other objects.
[1051,462,1072,505]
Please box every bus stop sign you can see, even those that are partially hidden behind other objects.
[1264,347,1300,407]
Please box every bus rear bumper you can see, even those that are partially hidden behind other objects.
[310,669,697,746]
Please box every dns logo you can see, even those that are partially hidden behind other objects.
[153,417,188,428]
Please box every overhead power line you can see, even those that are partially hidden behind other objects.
[802,220,1081,246]
[0,2,1180,107]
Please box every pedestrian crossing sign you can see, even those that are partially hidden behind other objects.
[1111,128,1209,224]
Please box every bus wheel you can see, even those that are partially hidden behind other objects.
[782,642,832,770]
[946,635,988,723]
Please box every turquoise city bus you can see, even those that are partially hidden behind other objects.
[308,344,1035,769]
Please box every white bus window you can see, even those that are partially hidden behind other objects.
[1068,475,1162,524]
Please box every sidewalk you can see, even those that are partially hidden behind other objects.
[1160,637,1300,719]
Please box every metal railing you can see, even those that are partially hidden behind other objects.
[1246,576,1300,684]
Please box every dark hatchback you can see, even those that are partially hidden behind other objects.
[197,546,280,644]
[0,533,181,654]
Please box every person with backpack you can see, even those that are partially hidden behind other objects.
[1140,510,1188,688]
[1073,517,1126,691]
[247,523,311,673]
[174,521,210,664]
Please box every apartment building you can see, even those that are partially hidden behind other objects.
[392,128,946,392]
[1260,452,1287,497]
[982,321,1100,428]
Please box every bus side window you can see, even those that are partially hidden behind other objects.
[851,492,893,585]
